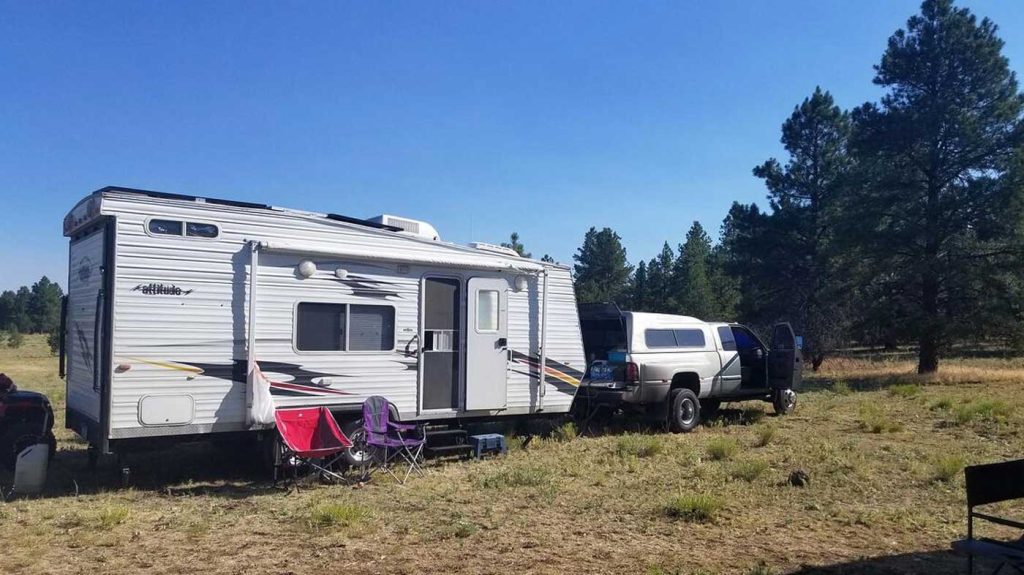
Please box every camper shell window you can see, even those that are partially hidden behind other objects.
[147,218,219,239]
[644,328,706,349]
[295,302,395,352]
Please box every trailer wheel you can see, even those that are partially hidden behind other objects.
[0,422,47,471]
[340,419,374,469]
[773,389,797,415]
[668,389,700,433]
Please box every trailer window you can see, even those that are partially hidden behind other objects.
[349,305,395,351]
[296,303,346,351]
[186,222,219,238]
[149,219,183,236]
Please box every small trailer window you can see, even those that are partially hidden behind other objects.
[476,290,499,332]
[296,303,395,352]
[149,219,183,236]
[296,303,346,351]
[186,222,219,238]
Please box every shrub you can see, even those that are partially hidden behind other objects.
[479,466,552,489]
[930,455,965,483]
[888,384,921,399]
[616,434,664,459]
[308,502,368,530]
[954,400,1013,426]
[553,422,577,442]
[832,380,852,396]
[753,426,776,448]
[47,329,61,355]
[729,459,769,482]
[707,437,739,461]
[6,329,23,349]
[662,494,723,523]
[95,505,129,530]
[929,397,953,411]
[858,404,903,433]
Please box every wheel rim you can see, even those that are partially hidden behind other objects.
[346,428,372,464]
[781,390,797,410]
[680,399,696,425]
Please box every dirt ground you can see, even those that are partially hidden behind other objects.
[2,336,1023,574]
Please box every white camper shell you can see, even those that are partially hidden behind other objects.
[61,187,584,454]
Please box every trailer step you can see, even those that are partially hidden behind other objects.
[425,444,474,454]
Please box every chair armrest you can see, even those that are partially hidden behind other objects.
[388,421,419,432]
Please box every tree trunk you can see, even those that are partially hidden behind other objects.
[812,354,825,372]
[918,272,941,374]
[918,333,939,374]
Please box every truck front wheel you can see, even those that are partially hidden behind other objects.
[773,389,797,415]
[668,389,701,433]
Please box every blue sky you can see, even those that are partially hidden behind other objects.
[2,1,1022,291]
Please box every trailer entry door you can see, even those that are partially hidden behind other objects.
[464,278,508,411]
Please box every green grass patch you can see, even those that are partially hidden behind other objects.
[706,437,739,461]
[478,465,553,489]
[662,494,723,523]
[930,455,965,483]
[929,397,954,411]
[94,505,129,530]
[858,403,904,433]
[307,502,368,531]
[953,400,1013,426]
[553,422,577,442]
[616,434,664,458]
[888,384,921,398]
[753,425,776,448]
[729,459,769,482]
[831,380,852,396]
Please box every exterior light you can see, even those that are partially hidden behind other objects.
[297,260,317,278]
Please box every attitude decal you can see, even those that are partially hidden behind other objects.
[132,283,194,296]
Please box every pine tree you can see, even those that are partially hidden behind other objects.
[27,276,63,333]
[674,222,717,319]
[631,261,649,311]
[849,0,1024,373]
[572,227,633,305]
[501,232,532,258]
[645,242,677,313]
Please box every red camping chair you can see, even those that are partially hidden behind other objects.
[275,407,353,483]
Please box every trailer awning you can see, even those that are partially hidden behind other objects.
[255,239,546,273]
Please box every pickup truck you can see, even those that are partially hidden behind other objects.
[574,304,802,432]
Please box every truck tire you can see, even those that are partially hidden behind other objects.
[668,389,701,433]
[0,422,48,471]
[773,389,797,415]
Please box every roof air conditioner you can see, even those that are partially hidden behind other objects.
[368,214,440,241]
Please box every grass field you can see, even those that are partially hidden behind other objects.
[2,335,1024,574]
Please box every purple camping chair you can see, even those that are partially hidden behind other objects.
[362,396,426,483]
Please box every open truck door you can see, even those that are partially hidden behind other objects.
[768,323,801,414]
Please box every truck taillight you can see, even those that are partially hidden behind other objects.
[624,362,640,384]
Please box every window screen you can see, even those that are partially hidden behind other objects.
[186,222,219,238]
[149,219,183,236]
[645,329,677,348]
[296,303,345,351]
[674,329,706,348]
[718,327,737,351]
[476,290,499,332]
[349,305,395,351]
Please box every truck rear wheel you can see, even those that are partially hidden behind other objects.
[668,389,700,433]
[773,389,797,415]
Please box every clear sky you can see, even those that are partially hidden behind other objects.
[2,1,1022,291]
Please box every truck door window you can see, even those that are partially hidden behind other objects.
[732,327,761,352]
[718,327,737,351]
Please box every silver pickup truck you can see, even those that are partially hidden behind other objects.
[574,304,802,432]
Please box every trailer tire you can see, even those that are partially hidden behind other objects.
[0,422,48,471]
[668,388,700,433]
[340,419,374,469]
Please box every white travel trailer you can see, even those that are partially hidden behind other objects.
[61,187,584,460]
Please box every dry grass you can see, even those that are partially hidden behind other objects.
[1,336,1023,574]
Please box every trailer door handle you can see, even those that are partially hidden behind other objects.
[497,337,508,348]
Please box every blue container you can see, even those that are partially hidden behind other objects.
[469,433,507,459]
[608,350,627,363]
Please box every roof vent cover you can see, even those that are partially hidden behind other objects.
[368,214,440,241]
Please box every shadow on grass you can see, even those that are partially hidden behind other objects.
[789,549,993,575]
[573,404,773,438]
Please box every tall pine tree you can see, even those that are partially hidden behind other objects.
[849,0,1024,373]
[674,222,717,319]
[573,227,633,305]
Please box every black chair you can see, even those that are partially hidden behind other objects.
[952,459,1024,574]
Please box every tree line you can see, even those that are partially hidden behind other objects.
[525,0,1024,374]
[0,277,64,349]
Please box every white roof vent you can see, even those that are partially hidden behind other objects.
[368,214,440,241]
[470,242,521,257]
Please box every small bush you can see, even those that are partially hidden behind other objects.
[742,406,766,424]
[954,400,1013,426]
[95,505,129,529]
[47,329,61,355]
[662,494,723,523]
[308,502,368,531]
[929,397,953,411]
[888,384,921,399]
[930,455,965,483]
[831,380,852,396]
[707,437,739,461]
[729,459,769,482]
[858,404,903,433]
[616,434,664,459]
[6,329,23,349]
[753,426,776,448]
[479,466,552,489]
[553,422,577,442]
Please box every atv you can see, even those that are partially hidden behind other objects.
[0,373,56,471]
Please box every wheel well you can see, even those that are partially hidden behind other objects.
[670,373,701,397]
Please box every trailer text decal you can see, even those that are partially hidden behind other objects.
[132,283,194,296]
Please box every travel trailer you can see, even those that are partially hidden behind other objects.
[61,187,584,463]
